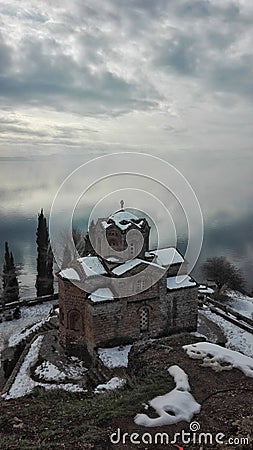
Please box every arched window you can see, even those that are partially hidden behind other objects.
[140,307,149,332]
[68,310,82,331]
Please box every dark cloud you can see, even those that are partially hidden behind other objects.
[175,0,241,20]
[157,33,199,76]
[0,37,12,74]
[0,0,252,119]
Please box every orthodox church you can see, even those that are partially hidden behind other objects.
[57,203,198,358]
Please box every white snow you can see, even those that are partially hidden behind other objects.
[2,335,44,399]
[167,275,196,290]
[201,309,253,358]
[225,290,253,319]
[98,345,132,368]
[101,220,111,229]
[77,256,106,276]
[0,302,53,367]
[89,288,114,303]
[106,257,121,263]
[112,258,163,276]
[2,336,85,400]
[134,365,200,427]
[183,342,253,378]
[35,361,67,382]
[94,377,126,393]
[58,268,80,281]
[9,315,51,347]
[112,259,142,275]
[109,210,141,231]
[150,247,184,266]
[35,358,87,382]
[198,285,214,294]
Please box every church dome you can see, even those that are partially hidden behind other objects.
[108,209,145,231]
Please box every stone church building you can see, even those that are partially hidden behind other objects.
[57,204,198,358]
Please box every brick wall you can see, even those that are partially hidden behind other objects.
[58,272,198,356]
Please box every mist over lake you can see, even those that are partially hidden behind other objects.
[0,156,252,297]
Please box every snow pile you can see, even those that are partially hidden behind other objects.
[98,345,132,368]
[134,365,200,427]
[183,342,253,378]
[2,336,84,400]
[94,377,126,393]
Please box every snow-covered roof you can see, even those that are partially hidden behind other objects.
[77,256,106,276]
[108,209,145,231]
[167,275,197,290]
[150,247,184,266]
[101,220,111,230]
[112,258,164,276]
[58,268,80,281]
[89,288,114,303]
[112,258,142,275]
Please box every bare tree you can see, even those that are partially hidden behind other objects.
[201,256,245,292]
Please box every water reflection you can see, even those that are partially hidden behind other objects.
[0,158,252,295]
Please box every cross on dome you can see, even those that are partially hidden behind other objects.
[120,200,124,210]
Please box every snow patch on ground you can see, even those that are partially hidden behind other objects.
[98,345,132,368]
[35,357,87,382]
[9,316,49,347]
[0,303,53,368]
[183,342,253,378]
[94,377,126,393]
[2,336,84,400]
[202,309,253,357]
[35,361,67,382]
[225,290,253,319]
[134,365,200,427]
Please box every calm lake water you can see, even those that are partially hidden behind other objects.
[0,157,252,296]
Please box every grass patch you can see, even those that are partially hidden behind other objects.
[0,369,173,449]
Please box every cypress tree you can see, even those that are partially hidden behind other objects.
[2,242,19,306]
[35,209,54,296]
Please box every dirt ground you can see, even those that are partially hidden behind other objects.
[106,337,253,450]
[0,335,252,450]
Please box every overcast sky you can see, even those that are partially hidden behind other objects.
[0,0,253,159]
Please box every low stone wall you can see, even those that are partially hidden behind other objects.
[0,293,58,314]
